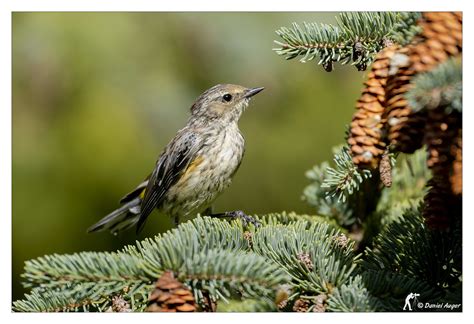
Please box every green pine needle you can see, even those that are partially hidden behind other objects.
[274,12,421,71]
[321,146,372,203]
[252,221,358,294]
[327,275,375,312]
[406,57,462,114]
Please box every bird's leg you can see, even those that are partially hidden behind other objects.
[173,215,180,226]
[209,210,260,227]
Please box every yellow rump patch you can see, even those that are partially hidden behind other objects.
[139,188,147,199]
[177,156,204,184]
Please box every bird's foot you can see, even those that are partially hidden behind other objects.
[211,210,261,227]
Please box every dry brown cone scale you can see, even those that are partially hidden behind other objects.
[146,270,196,312]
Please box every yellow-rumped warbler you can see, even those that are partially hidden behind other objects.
[88,84,264,234]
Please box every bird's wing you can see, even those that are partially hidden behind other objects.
[136,128,202,233]
[119,178,150,204]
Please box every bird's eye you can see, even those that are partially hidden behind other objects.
[223,94,232,102]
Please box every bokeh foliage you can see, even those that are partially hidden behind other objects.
[12,12,362,300]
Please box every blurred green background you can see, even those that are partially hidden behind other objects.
[12,12,363,300]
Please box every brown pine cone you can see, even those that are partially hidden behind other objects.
[423,177,452,230]
[379,151,393,187]
[424,109,461,176]
[349,45,398,168]
[350,13,462,167]
[384,47,427,154]
[243,231,253,248]
[293,298,310,312]
[423,173,461,231]
[312,294,328,313]
[296,252,314,271]
[110,295,132,312]
[146,271,196,312]
[384,12,461,154]
[422,108,461,230]
[332,233,349,248]
[412,12,462,73]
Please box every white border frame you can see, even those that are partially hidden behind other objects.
[2,1,471,323]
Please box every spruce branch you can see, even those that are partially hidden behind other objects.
[303,146,429,246]
[274,12,421,71]
[217,298,278,312]
[376,149,430,226]
[13,282,150,312]
[326,275,375,312]
[252,221,358,295]
[321,146,372,203]
[14,251,151,312]
[13,216,291,312]
[179,249,289,305]
[388,11,423,45]
[255,211,341,229]
[14,286,100,312]
[133,217,289,308]
[303,161,354,226]
[406,57,462,114]
[303,145,382,230]
[21,251,148,289]
[363,206,462,309]
[136,216,249,278]
[360,270,441,311]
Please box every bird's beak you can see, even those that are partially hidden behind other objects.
[244,87,265,98]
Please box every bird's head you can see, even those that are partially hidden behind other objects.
[190,84,264,123]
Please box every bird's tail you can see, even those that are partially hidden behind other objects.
[87,197,141,235]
